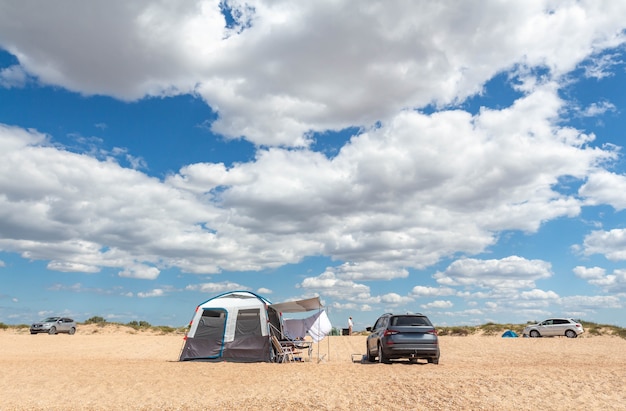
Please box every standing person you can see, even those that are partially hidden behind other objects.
[348,316,353,336]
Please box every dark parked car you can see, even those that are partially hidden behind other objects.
[366,313,439,364]
[30,317,77,335]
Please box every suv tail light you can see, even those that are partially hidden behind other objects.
[427,329,438,336]
[383,329,398,337]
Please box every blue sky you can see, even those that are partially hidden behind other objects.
[1,1,626,330]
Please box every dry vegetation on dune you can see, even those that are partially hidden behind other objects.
[437,321,626,338]
[6,319,626,342]
[349,320,626,339]
[4,317,625,339]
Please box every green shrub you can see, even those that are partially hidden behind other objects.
[126,320,151,330]
[84,316,107,325]
[479,323,501,335]
[477,323,525,335]
[587,327,602,336]
[152,325,177,334]
[438,326,472,336]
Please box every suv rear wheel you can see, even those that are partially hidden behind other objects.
[565,329,577,338]
[378,345,389,364]
[367,345,376,362]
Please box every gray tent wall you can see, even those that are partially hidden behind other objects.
[179,291,279,362]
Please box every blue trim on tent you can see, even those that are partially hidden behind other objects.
[196,290,273,307]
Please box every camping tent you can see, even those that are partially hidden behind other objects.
[501,330,519,338]
[179,291,276,362]
[179,291,331,362]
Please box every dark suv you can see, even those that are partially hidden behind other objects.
[366,313,439,364]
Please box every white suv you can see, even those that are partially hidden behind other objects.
[523,318,584,338]
[30,317,77,335]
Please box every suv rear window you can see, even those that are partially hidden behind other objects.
[391,316,431,326]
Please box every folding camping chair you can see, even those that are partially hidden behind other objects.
[271,335,296,363]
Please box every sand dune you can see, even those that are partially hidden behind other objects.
[1,326,625,410]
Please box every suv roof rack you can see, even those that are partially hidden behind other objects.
[386,312,425,316]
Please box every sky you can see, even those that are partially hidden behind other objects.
[1,1,626,330]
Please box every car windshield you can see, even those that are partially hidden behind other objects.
[43,317,60,322]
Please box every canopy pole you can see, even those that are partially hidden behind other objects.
[326,301,330,362]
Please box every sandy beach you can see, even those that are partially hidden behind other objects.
[1,325,625,410]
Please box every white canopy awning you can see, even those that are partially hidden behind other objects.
[269,297,322,313]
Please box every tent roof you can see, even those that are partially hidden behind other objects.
[269,297,323,313]
[198,290,272,309]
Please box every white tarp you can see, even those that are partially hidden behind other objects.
[283,310,332,342]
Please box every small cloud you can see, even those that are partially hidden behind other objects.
[0,65,28,88]
[326,262,409,281]
[520,289,559,300]
[559,295,621,309]
[47,282,118,296]
[420,300,454,309]
[185,281,249,293]
[137,289,165,298]
[583,53,623,80]
[411,285,456,297]
[434,256,552,291]
[110,147,147,170]
[47,261,100,273]
[118,264,160,280]
[331,301,359,311]
[125,154,147,170]
[257,287,272,294]
[196,119,213,132]
[380,292,413,305]
[299,272,371,298]
[573,266,605,280]
[579,101,616,117]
